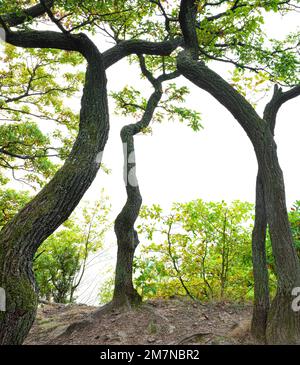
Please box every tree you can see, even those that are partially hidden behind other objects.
[34,197,111,303]
[0,188,31,228]
[0,0,299,345]
[0,1,110,344]
[176,0,300,344]
[0,0,180,344]
[135,200,256,301]
[111,55,200,308]
[0,42,82,187]
[251,85,300,341]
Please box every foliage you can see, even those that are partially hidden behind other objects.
[0,43,83,187]
[0,188,31,228]
[1,1,299,186]
[288,200,300,259]
[134,200,256,301]
[111,82,202,132]
[98,199,300,305]
[34,194,111,303]
[98,274,114,305]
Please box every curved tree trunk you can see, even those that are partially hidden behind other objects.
[111,59,178,307]
[0,37,109,345]
[112,132,143,307]
[252,85,300,343]
[0,0,184,343]
[176,47,300,344]
[258,130,300,344]
[251,172,269,343]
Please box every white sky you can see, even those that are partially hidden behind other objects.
[76,12,300,305]
[1,9,299,305]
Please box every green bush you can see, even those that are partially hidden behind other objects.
[34,196,111,303]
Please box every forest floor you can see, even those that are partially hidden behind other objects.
[24,297,254,345]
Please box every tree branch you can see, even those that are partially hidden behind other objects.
[179,0,199,58]
[0,148,57,160]
[166,220,196,301]
[176,50,264,144]
[102,37,183,69]
[2,0,54,27]
[39,0,68,34]
[263,84,300,134]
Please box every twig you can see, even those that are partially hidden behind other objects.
[177,332,212,345]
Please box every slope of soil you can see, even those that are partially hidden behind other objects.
[24,298,254,345]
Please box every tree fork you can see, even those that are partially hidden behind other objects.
[251,84,300,342]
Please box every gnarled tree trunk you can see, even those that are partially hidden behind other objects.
[259,129,300,344]
[0,35,109,345]
[251,85,300,343]
[111,58,179,307]
[112,132,143,307]
[251,172,269,343]
[176,44,300,344]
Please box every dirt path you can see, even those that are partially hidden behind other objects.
[24,298,254,345]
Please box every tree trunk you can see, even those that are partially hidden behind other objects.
[251,172,270,343]
[0,38,109,344]
[176,49,300,344]
[110,64,172,308]
[112,227,142,307]
[258,131,300,344]
[111,133,142,308]
[251,85,300,342]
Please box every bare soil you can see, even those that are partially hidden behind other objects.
[24,298,254,345]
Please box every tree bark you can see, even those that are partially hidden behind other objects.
[111,60,179,307]
[0,1,182,343]
[0,35,109,345]
[259,129,300,344]
[251,85,300,343]
[112,126,143,307]
[251,172,269,343]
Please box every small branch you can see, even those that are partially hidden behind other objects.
[40,0,68,34]
[264,84,300,134]
[0,148,58,160]
[149,0,177,35]
[33,249,46,262]
[167,220,196,301]
[3,0,54,27]
[138,54,157,87]
[177,332,212,345]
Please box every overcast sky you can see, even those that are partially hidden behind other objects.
[74,11,300,305]
[1,9,299,305]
